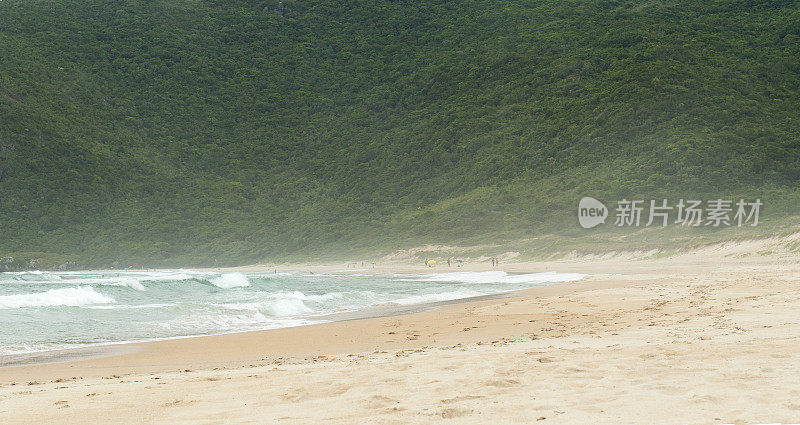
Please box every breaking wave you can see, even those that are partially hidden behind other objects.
[0,287,115,309]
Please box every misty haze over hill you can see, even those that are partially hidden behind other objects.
[0,0,799,266]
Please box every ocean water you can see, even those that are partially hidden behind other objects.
[0,269,586,355]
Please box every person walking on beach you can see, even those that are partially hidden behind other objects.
[447,258,451,267]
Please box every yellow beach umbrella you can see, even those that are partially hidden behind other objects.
[427,259,436,264]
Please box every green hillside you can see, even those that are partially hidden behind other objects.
[1,0,799,267]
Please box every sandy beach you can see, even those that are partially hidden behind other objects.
[2,237,800,424]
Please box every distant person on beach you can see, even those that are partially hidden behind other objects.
[447,258,451,267]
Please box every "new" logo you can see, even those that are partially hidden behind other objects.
[578,197,608,229]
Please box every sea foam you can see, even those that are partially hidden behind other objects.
[0,286,115,309]
[406,271,587,285]
[0,270,64,283]
[394,288,486,305]
[209,272,251,288]
[0,269,588,355]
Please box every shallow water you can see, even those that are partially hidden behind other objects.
[0,269,586,355]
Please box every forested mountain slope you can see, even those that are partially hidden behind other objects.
[1,0,799,266]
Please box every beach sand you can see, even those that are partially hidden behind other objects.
[2,237,800,424]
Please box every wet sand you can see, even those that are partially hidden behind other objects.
[2,236,800,424]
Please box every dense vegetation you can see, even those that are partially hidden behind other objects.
[1,0,799,267]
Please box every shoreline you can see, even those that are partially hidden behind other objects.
[0,275,611,383]
[2,238,800,423]
[0,240,792,380]
[0,287,527,369]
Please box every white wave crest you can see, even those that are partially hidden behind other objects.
[394,288,485,305]
[93,278,147,291]
[229,291,319,316]
[0,287,115,309]
[265,298,312,316]
[209,272,251,288]
[405,271,587,285]
[0,270,64,283]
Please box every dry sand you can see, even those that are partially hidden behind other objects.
[2,236,800,424]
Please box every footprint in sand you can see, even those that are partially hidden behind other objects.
[485,379,519,388]
[436,408,472,419]
[324,384,352,396]
[361,395,400,410]
[280,389,307,402]
[162,399,183,407]
[440,395,484,404]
